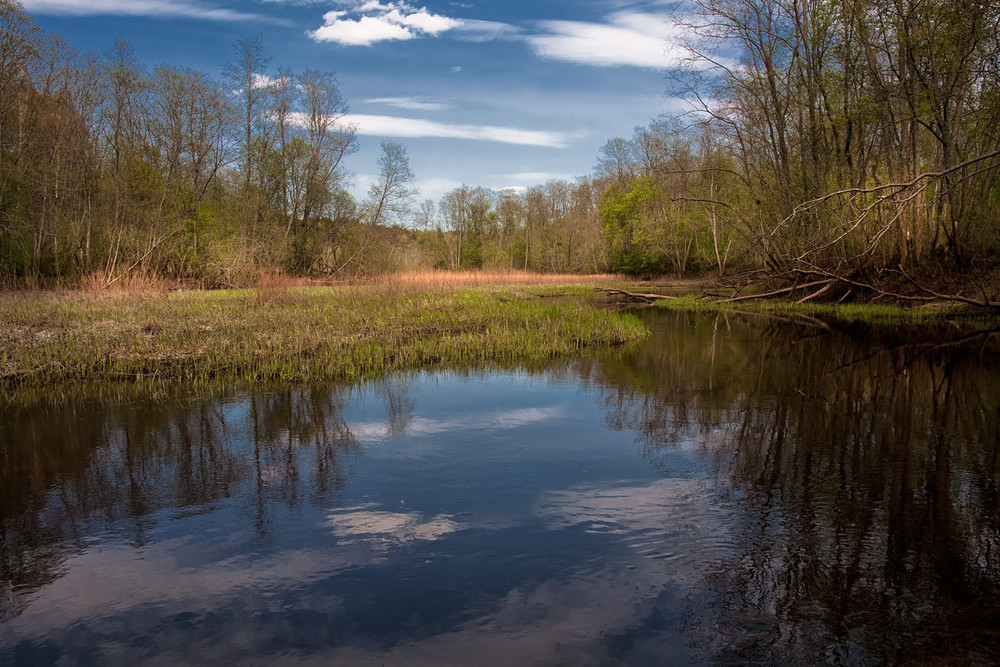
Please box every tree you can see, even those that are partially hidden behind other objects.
[223,34,270,193]
[682,0,1000,284]
[365,139,415,228]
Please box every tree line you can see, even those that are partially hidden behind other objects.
[0,1,414,286]
[0,0,614,286]
[3,0,998,291]
[589,0,1000,294]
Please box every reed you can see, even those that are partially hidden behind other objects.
[351,270,624,291]
[0,284,647,394]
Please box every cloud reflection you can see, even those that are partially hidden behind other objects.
[327,505,462,543]
[537,478,736,567]
[352,405,566,441]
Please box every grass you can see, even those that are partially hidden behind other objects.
[0,280,647,395]
[643,291,997,325]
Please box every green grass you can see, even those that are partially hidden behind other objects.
[0,285,648,394]
[649,292,990,324]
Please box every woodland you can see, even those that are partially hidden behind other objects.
[1,0,999,302]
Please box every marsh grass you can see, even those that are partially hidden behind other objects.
[649,293,987,324]
[0,284,647,394]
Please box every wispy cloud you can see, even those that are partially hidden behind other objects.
[364,96,450,111]
[527,11,696,69]
[412,177,464,201]
[301,1,696,72]
[302,3,703,72]
[452,18,520,42]
[346,114,569,148]
[503,171,578,183]
[20,0,271,21]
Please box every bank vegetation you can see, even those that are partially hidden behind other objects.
[0,278,648,393]
[1,0,999,308]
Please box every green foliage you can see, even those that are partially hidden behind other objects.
[600,177,660,275]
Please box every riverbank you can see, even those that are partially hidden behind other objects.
[606,276,997,323]
[0,283,648,394]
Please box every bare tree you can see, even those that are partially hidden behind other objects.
[365,140,415,228]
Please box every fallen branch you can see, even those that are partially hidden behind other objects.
[796,280,835,303]
[791,267,1000,310]
[896,269,995,309]
[598,288,677,303]
[718,279,833,303]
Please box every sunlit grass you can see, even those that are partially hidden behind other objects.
[0,283,647,394]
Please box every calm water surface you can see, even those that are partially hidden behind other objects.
[2,308,999,665]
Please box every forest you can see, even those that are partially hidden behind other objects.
[1,0,999,296]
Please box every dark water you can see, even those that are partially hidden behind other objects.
[2,308,1000,666]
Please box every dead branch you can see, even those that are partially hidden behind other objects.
[598,288,678,303]
[895,269,995,309]
[766,149,1000,254]
[791,149,1000,214]
[796,280,835,303]
[718,278,834,303]
[792,266,1000,310]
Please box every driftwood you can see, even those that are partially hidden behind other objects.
[597,287,677,303]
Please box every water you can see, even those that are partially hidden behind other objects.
[2,308,999,665]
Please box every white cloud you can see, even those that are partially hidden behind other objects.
[345,114,569,148]
[251,73,293,90]
[364,96,450,111]
[389,7,457,34]
[528,11,696,69]
[20,0,270,21]
[307,1,461,46]
[302,2,517,48]
[310,13,415,45]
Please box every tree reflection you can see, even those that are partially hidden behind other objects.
[585,311,1000,663]
[0,384,360,622]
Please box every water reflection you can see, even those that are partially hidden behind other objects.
[585,310,1000,664]
[0,385,358,625]
[1,311,999,664]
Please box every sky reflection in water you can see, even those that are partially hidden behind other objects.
[2,310,1000,665]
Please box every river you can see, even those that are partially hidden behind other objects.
[2,307,999,665]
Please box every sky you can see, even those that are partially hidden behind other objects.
[22,0,698,203]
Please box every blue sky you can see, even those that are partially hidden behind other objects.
[23,0,696,203]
